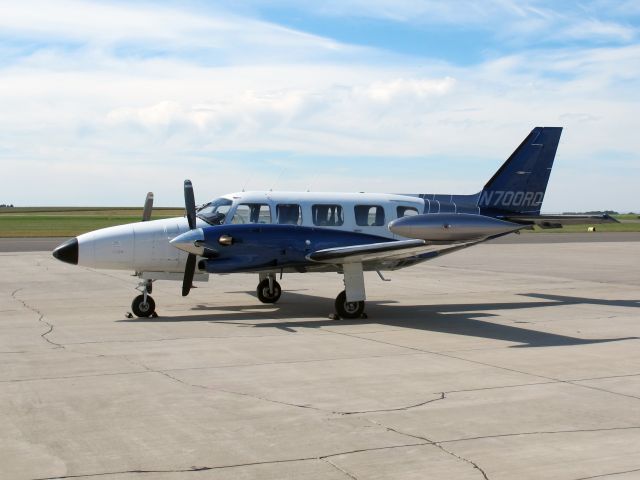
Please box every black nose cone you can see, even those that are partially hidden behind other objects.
[52,238,78,265]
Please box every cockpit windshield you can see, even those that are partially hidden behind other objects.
[196,198,233,225]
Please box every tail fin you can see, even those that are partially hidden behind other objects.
[478,127,562,215]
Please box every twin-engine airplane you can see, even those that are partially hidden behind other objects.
[52,127,615,319]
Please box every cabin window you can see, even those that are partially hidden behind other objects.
[232,203,272,224]
[276,204,302,225]
[397,206,419,218]
[312,204,344,226]
[355,205,385,226]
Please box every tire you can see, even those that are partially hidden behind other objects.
[132,294,155,318]
[335,290,365,319]
[256,279,282,303]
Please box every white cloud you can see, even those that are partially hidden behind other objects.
[0,0,361,67]
[358,77,456,102]
[561,19,636,42]
[260,0,638,45]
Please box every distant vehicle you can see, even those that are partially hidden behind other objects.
[52,127,615,318]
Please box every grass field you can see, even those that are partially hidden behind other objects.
[0,207,638,237]
[0,208,184,237]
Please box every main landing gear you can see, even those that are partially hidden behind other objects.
[257,273,282,304]
[334,263,367,319]
[131,279,157,318]
[334,290,365,319]
[254,266,369,319]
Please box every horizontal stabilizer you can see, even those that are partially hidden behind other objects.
[503,214,619,229]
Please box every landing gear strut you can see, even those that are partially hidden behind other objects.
[257,274,282,304]
[132,279,156,318]
[334,263,367,319]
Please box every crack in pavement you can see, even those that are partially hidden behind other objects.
[575,467,640,479]
[30,442,429,480]
[568,381,640,401]
[568,372,640,383]
[340,393,446,415]
[444,380,559,394]
[439,425,640,444]
[321,457,359,479]
[433,441,490,480]
[123,356,448,416]
[0,370,151,384]
[366,418,490,480]
[11,288,65,349]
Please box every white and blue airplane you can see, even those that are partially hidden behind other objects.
[52,127,615,318]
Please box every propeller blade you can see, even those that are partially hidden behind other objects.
[142,192,154,222]
[182,181,198,297]
[182,253,196,296]
[184,180,196,230]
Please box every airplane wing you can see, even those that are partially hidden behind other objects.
[307,239,480,265]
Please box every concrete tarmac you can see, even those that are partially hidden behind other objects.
[1,240,639,479]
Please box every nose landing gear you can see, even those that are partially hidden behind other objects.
[256,275,282,304]
[131,279,156,318]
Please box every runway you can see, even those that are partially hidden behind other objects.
[1,240,639,479]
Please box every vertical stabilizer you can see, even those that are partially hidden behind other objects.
[478,127,562,214]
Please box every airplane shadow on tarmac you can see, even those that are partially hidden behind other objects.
[120,290,639,348]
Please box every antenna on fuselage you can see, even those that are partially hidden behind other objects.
[241,172,254,193]
[271,166,285,191]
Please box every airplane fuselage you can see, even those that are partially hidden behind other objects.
[73,190,476,274]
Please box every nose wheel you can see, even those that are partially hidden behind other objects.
[131,279,156,318]
[257,278,282,303]
[132,294,156,318]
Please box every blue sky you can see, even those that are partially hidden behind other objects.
[0,0,638,211]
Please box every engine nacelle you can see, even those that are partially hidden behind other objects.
[388,213,523,242]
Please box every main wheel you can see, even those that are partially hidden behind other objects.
[335,290,365,319]
[256,279,282,303]
[132,294,156,318]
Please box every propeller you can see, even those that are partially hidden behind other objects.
[142,192,154,221]
[182,180,197,296]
